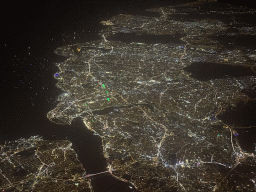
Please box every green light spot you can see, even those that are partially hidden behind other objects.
[102,84,105,88]
[107,98,110,101]
[84,103,87,106]
[217,134,220,137]
[106,91,109,95]
[91,119,94,122]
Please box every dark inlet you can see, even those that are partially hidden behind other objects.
[106,32,187,44]
[183,62,256,81]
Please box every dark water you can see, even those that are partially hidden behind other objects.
[183,62,256,81]
[106,32,187,44]
[1,0,256,191]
